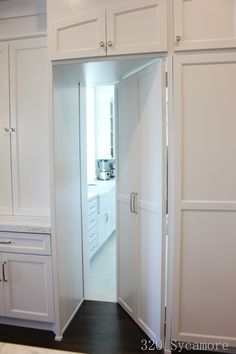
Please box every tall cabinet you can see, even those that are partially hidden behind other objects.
[0,37,50,217]
[172,0,236,348]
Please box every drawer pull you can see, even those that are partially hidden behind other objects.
[0,241,12,245]
[2,262,7,282]
[89,219,95,224]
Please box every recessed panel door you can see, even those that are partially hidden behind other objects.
[0,43,12,215]
[107,0,167,56]
[172,53,236,347]
[116,76,138,318]
[2,253,54,322]
[174,0,236,50]
[9,37,50,217]
[51,10,107,60]
[116,60,166,344]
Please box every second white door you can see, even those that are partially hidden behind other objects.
[116,60,166,345]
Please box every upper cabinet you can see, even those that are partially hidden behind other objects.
[174,0,236,51]
[50,0,167,60]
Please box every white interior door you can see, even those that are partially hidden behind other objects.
[0,43,12,215]
[172,52,236,347]
[116,60,166,344]
[9,37,50,217]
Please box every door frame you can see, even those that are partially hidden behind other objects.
[75,53,171,349]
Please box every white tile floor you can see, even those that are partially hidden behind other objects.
[86,232,117,302]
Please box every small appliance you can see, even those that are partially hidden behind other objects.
[97,159,111,180]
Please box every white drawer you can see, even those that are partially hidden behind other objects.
[89,226,97,244]
[88,198,97,215]
[0,232,51,255]
[88,212,97,230]
[89,238,98,259]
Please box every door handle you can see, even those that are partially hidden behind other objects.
[130,193,133,213]
[2,261,7,282]
[134,193,138,214]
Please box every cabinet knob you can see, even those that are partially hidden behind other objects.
[100,41,105,48]
[4,127,10,132]
[176,35,182,43]
[108,41,113,47]
[10,128,16,133]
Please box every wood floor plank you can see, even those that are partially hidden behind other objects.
[0,301,156,354]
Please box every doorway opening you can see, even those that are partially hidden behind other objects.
[86,84,116,302]
[52,54,168,342]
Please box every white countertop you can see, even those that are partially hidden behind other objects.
[88,179,115,198]
[0,217,51,234]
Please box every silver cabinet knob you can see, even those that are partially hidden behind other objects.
[10,128,16,133]
[4,127,10,132]
[108,41,113,47]
[176,35,182,43]
[100,41,105,48]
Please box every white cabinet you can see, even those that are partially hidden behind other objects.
[172,53,236,347]
[88,197,98,260]
[0,232,54,323]
[174,0,236,51]
[51,0,167,60]
[0,37,50,217]
[0,43,12,215]
[98,188,116,248]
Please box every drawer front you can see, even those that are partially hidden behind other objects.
[89,226,97,244]
[0,232,51,255]
[89,238,98,260]
[88,198,97,215]
[88,212,97,230]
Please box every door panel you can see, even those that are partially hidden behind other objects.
[174,0,236,51]
[116,75,138,317]
[10,37,50,216]
[136,63,166,342]
[51,10,106,60]
[116,60,166,344]
[2,253,54,322]
[0,43,12,215]
[172,53,236,346]
[117,200,137,316]
[107,0,167,56]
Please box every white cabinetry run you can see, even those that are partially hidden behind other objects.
[0,37,50,217]
[88,182,116,259]
[0,231,54,323]
[50,0,167,60]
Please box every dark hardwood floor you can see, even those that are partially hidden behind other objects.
[0,301,157,354]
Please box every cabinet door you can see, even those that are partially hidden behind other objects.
[0,43,12,215]
[106,0,167,56]
[174,0,236,51]
[9,37,50,217]
[172,53,236,347]
[51,10,106,60]
[2,253,54,322]
[0,254,4,316]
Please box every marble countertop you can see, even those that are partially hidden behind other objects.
[0,342,85,354]
[0,217,51,234]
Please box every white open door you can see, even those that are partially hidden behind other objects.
[116,59,166,345]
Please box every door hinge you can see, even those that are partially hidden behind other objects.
[165,72,168,88]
